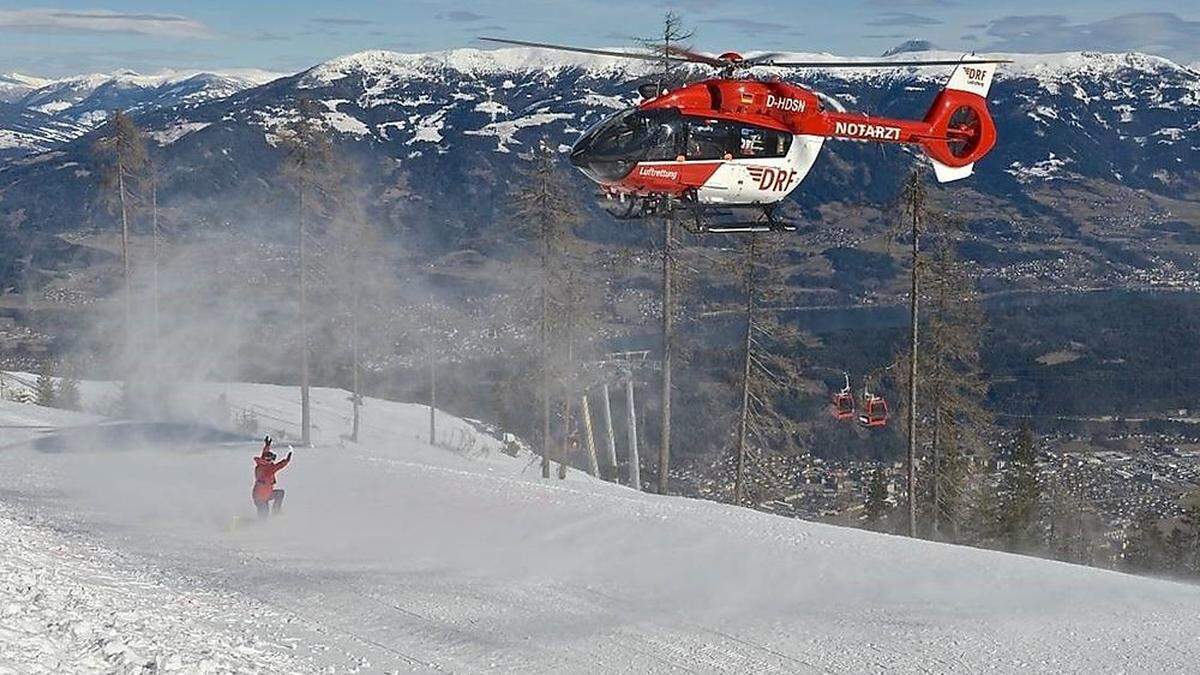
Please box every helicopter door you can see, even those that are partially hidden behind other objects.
[686,119,754,203]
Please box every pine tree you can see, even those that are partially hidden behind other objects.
[1177,493,1200,577]
[898,169,926,537]
[636,11,695,495]
[34,361,56,407]
[996,427,1042,553]
[1164,527,1191,574]
[278,98,339,447]
[1046,475,1103,566]
[864,469,892,530]
[322,163,383,444]
[896,243,989,540]
[93,111,148,367]
[731,232,804,505]
[144,148,164,382]
[58,370,82,412]
[512,140,584,478]
[1124,511,1166,575]
[960,468,1001,546]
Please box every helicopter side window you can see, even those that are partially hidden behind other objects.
[643,116,686,162]
[732,125,792,158]
[686,119,736,160]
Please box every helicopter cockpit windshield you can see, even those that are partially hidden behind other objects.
[570,108,794,184]
[570,108,684,182]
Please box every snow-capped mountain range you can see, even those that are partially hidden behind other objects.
[1,67,282,135]
[0,46,1196,261]
[0,72,53,103]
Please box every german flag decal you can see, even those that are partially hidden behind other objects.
[740,91,754,105]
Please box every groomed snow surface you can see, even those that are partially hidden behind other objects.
[1,376,1199,673]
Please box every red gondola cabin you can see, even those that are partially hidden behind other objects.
[859,394,889,428]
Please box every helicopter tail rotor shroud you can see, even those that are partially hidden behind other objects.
[919,61,999,183]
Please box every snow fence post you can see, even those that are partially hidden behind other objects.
[581,393,600,477]
[600,383,619,482]
[625,374,641,490]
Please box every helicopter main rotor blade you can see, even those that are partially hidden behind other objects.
[478,37,691,64]
[663,45,726,68]
[742,52,785,66]
[764,58,1013,68]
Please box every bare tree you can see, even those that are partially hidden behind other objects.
[895,242,989,540]
[922,244,988,538]
[324,169,383,443]
[513,140,583,477]
[635,11,695,95]
[278,99,338,447]
[143,148,164,380]
[899,169,925,537]
[891,172,989,540]
[93,111,148,352]
[731,233,804,505]
[636,11,695,495]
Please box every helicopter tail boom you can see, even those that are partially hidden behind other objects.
[819,59,998,181]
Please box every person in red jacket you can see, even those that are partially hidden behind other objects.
[253,436,291,519]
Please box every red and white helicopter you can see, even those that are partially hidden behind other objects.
[482,37,1008,233]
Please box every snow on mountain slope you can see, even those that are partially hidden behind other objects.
[302,46,1197,83]
[4,374,542,477]
[0,68,282,163]
[1,380,1199,672]
[0,498,304,673]
[3,45,1198,210]
[0,101,84,161]
[301,47,645,87]
[0,72,52,103]
[166,46,1200,192]
[17,68,284,127]
[0,396,104,443]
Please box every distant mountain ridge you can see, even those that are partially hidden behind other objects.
[0,46,1197,290]
[0,72,53,103]
[0,68,282,154]
[0,101,83,162]
[881,40,939,56]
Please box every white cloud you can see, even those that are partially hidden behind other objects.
[983,13,1200,62]
[0,8,214,39]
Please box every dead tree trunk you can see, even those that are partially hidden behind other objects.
[350,285,361,443]
[582,394,600,477]
[429,349,436,446]
[906,185,922,538]
[659,214,673,495]
[299,182,312,447]
[117,156,133,353]
[626,373,641,489]
[734,238,756,504]
[601,383,618,481]
[540,220,552,478]
[150,172,161,381]
[931,403,942,538]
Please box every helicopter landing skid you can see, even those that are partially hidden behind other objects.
[601,194,798,234]
[684,199,796,235]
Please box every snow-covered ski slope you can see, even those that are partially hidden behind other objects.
[1,378,1199,673]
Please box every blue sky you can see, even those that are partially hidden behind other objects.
[2,1,1198,77]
